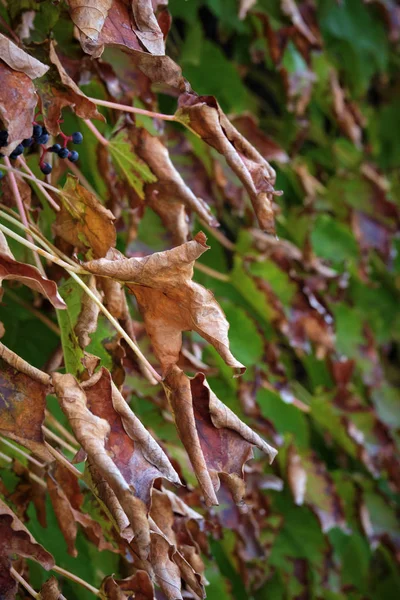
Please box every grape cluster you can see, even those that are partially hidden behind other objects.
[0,122,83,177]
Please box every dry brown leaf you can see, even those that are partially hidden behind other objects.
[75,276,101,348]
[330,70,363,147]
[0,342,51,386]
[52,371,150,557]
[0,557,17,600]
[83,232,244,375]
[131,0,165,55]
[0,33,49,79]
[232,114,289,164]
[281,0,317,44]
[0,498,54,569]
[67,0,113,51]
[100,571,154,600]
[36,41,104,135]
[176,93,280,233]
[287,445,307,505]
[164,368,277,506]
[0,357,52,461]
[54,176,116,258]
[0,255,67,310]
[0,61,38,154]
[135,128,218,244]
[39,576,66,600]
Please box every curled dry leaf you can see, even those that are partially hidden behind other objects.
[135,128,218,244]
[52,370,150,557]
[176,93,280,233]
[0,230,67,310]
[35,41,104,135]
[0,356,52,461]
[75,275,101,348]
[0,61,37,154]
[330,70,363,147]
[281,0,317,45]
[54,175,116,258]
[164,367,277,506]
[47,463,115,557]
[131,0,165,55]
[39,576,66,600]
[0,33,49,79]
[83,232,244,375]
[0,498,55,568]
[67,0,113,53]
[100,570,154,600]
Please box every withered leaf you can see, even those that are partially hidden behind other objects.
[83,232,244,375]
[135,128,218,244]
[164,368,277,506]
[281,0,317,45]
[131,0,165,55]
[75,275,101,348]
[0,33,49,79]
[83,368,181,505]
[0,230,67,309]
[67,0,113,52]
[0,61,38,154]
[330,70,363,147]
[0,498,54,568]
[36,41,104,135]
[52,371,150,556]
[0,357,52,461]
[176,93,280,233]
[53,175,116,258]
[0,557,17,600]
[100,571,154,600]
[39,576,66,600]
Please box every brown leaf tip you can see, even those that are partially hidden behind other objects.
[194,231,208,247]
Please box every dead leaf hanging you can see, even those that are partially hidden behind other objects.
[0,33,49,79]
[82,232,244,375]
[175,93,281,233]
[164,367,277,506]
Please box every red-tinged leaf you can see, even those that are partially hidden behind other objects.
[0,230,66,309]
[100,571,154,600]
[164,367,277,506]
[0,61,37,154]
[0,358,52,461]
[0,498,54,568]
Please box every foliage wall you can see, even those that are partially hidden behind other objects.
[0,1,400,599]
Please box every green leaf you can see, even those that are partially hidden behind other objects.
[56,277,85,376]
[108,130,156,198]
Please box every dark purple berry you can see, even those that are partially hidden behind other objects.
[36,133,49,145]
[71,132,83,144]
[22,137,34,148]
[32,124,43,139]
[49,143,62,153]
[68,150,79,163]
[0,130,9,147]
[58,147,69,159]
[10,144,24,159]
[40,162,52,175]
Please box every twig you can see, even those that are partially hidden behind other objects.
[45,442,82,478]
[4,157,44,274]
[88,97,176,122]
[10,567,39,599]
[45,410,78,447]
[43,425,78,454]
[0,437,45,468]
[68,271,161,384]
[84,119,109,146]
[18,156,60,211]
[51,565,99,596]
[3,289,60,336]
[0,450,11,463]
[194,262,230,282]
